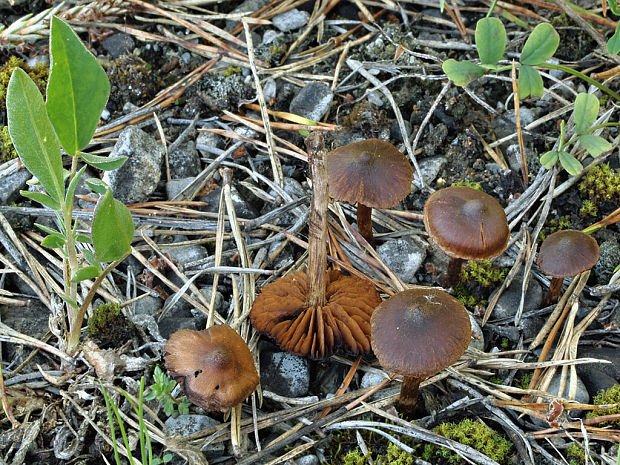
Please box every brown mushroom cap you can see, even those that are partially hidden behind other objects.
[423,186,509,260]
[250,269,382,360]
[326,139,413,208]
[537,230,600,278]
[164,325,259,413]
[370,288,471,379]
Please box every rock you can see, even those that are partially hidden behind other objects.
[0,169,31,205]
[272,9,310,32]
[158,317,199,340]
[469,315,485,351]
[200,185,259,219]
[165,415,224,456]
[412,156,446,191]
[491,273,543,320]
[1,302,50,361]
[168,141,201,179]
[102,127,164,204]
[578,367,618,398]
[594,239,619,285]
[196,130,225,156]
[376,236,427,283]
[160,237,209,266]
[102,33,135,58]
[360,371,387,389]
[289,82,333,122]
[131,295,161,316]
[576,346,620,381]
[546,372,589,405]
[260,352,310,398]
[166,178,194,200]
[296,455,319,465]
[390,120,412,142]
[506,144,537,174]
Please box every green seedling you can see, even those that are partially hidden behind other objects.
[540,93,614,175]
[144,366,190,417]
[606,0,620,54]
[6,17,134,355]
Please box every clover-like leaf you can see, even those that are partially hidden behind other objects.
[518,65,544,99]
[607,23,620,54]
[442,59,485,86]
[476,17,506,66]
[520,23,559,65]
[72,266,100,282]
[558,151,583,176]
[540,150,559,169]
[573,93,599,135]
[578,135,612,157]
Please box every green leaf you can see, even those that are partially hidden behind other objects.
[520,23,560,65]
[442,59,485,86]
[85,178,108,195]
[72,265,100,282]
[578,134,612,157]
[517,65,544,99]
[80,152,127,171]
[42,235,65,249]
[7,69,65,203]
[65,164,87,207]
[539,150,559,168]
[475,17,506,65]
[35,222,64,239]
[83,249,98,267]
[75,233,92,243]
[573,93,599,134]
[92,188,134,262]
[558,151,583,175]
[607,23,620,54]
[608,0,620,15]
[46,17,110,156]
[20,190,61,210]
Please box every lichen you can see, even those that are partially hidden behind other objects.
[424,418,513,464]
[585,383,620,426]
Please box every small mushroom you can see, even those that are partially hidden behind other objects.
[423,186,509,287]
[251,132,382,360]
[537,229,599,305]
[164,324,259,413]
[327,138,413,246]
[370,287,471,417]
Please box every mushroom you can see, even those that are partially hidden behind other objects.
[537,229,599,305]
[423,186,509,287]
[370,287,471,417]
[164,324,259,413]
[326,138,413,246]
[250,132,382,360]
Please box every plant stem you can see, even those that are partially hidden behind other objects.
[63,156,79,340]
[540,63,620,102]
[66,253,129,355]
[398,376,422,417]
[442,257,466,288]
[305,132,328,310]
[357,204,374,246]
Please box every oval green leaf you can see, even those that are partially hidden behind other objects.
[520,23,559,65]
[47,17,110,155]
[573,93,599,134]
[42,235,65,249]
[72,265,100,283]
[539,150,559,168]
[578,134,612,157]
[558,151,583,176]
[475,17,506,66]
[80,152,127,171]
[85,178,109,196]
[92,188,134,262]
[607,23,620,54]
[7,69,65,203]
[21,191,61,210]
[517,65,544,99]
[442,59,485,86]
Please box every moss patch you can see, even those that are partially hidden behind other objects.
[0,56,49,109]
[579,163,620,218]
[87,302,134,348]
[585,383,620,426]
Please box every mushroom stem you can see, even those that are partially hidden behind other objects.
[544,277,564,306]
[398,376,422,417]
[442,257,466,288]
[305,132,329,309]
[357,204,374,246]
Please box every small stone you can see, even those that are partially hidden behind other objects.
[296,455,319,465]
[272,9,311,32]
[412,156,446,191]
[158,317,199,340]
[131,295,161,316]
[469,315,485,351]
[196,130,225,155]
[594,239,619,285]
[491,273,543,320]
[102,127,164,204]
[102,33,135,58]
[199,285,225,315]
[0,169,31,205]
[168,141,201,179]
[376,237,427,283]
[160,241,209,266]
[166,178,194,200]
[289,82,333,122]
[546,372,589,405]
[262,30,283,45]
[200,185,259,219]
[260,352,310,397]
[360,371,387,389]
[165,415,224,456]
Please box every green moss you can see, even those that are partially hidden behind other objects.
[453,284,484,310]
[540,215,571,241]
[426,419,513,464]
[451,181,483,191]
[341,450,368,465]
[579,199,598,218]
[87,302,134,348]
[462,260,508,288]
[566,443,585,465]
[585,383,620,426]
[0,126,17,162]
[0,56,48,108]
[578,163,620,211]
[223,66,241,77]
[516,372,533,390]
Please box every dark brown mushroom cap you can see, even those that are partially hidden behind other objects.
[250,269,382,360]
[370,288,471,379]
[537,229,599,278]
[423,186,509,260]
[164,325,259,413]
[326,139,413,208]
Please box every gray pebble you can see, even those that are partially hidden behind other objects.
[376,236,427,283]
[289,82,333,122]
[260,352,310,398]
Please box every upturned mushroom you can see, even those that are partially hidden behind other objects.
[370,288,471,417]
[250,132,382,360]
[423,186,509,287]
[326,138,413,246]
[537,229,599,305]
[164,324,259,413]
